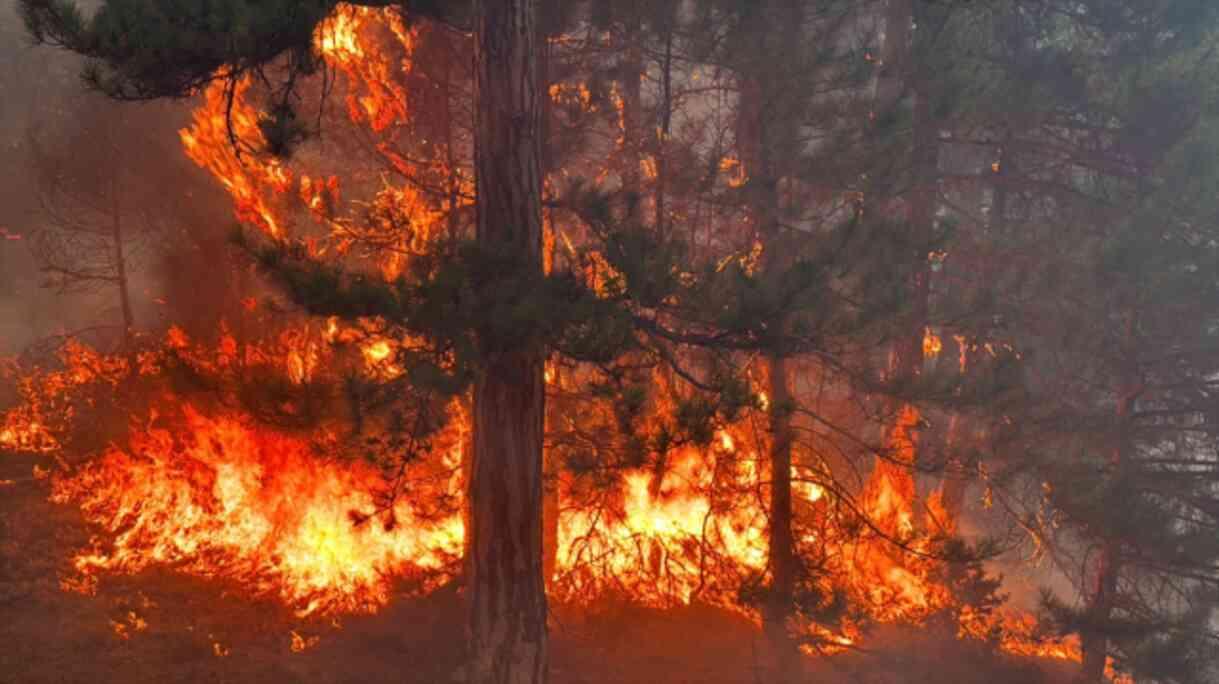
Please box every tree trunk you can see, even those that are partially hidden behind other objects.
[764,354,796,674]
[542,363,559,587]
[1079,342,1136,683]
[619,1,643,225]
[734,7,799,669]
[653,25,673,232]
[467,1,548,682]
[111,180,134,347]
[442,47,463,242]
[874,0,912,122]
[937,414,967,524]
[537,17,560,592]
[896,55,934,384]
[1079,540,1118,683]
[878,0,934,510]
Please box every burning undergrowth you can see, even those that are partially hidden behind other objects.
[0,3,1114,681]
[56,406,464,616]
[0,319,1088,674]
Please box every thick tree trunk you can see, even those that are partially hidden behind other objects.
[467,1,548,682]
[764,354,796,675]
[469,357,547,684]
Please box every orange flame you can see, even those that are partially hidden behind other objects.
[53,407,464,616]
[0,5,1109,674]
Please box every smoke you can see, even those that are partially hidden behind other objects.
[0,2,241,357]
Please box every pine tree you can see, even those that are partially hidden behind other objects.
[918,2,1219,680]
[18,2,555,682]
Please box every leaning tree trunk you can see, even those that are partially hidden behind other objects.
[467,1,548,683]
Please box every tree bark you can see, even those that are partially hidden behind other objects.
[467,1,548,682]
[734,4,800,671]
[937,414,967,524]
[110,179,134,347]
[542,363,559,588]
[1079,325,1136,683]
[653,25,673,233]
[619,1,643,225]
[764,355,796,673]
[894,5,934,386]
[1079,539,1118,683]
[536,18,560,592]
[876,1,934,518]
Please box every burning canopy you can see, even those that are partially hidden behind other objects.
[1,0,1078,663]
[11,1,1219,683]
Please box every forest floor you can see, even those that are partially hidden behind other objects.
[0,453,1074,684]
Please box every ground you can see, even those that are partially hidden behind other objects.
[0,453,1073,684]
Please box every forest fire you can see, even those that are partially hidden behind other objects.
[54,407,464,616]
[6,0,1033,649]
[7,0,1206,682]
[0,321,1088,667]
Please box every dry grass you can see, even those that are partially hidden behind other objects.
[0,454,1072,684]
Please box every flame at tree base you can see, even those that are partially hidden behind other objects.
[52,407,464,617]
[0,328,1110,676]
[0,1,1122,674]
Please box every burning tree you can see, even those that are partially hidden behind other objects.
[10,1,1219,683]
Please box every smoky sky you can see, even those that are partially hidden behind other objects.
[0,2,240,356]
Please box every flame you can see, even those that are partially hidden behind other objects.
[0,319,1085,663]
[0,4,1110,674]
[923,327,942,360]
[363,340,392,363]
[109,611,147,640]
[720,155,747,188]
[315,5,413,132]
[290,630,321,653]
[53,407,463,616]
[554,445,770,605]
[179,77,288,238]
[1,323,1101,669]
